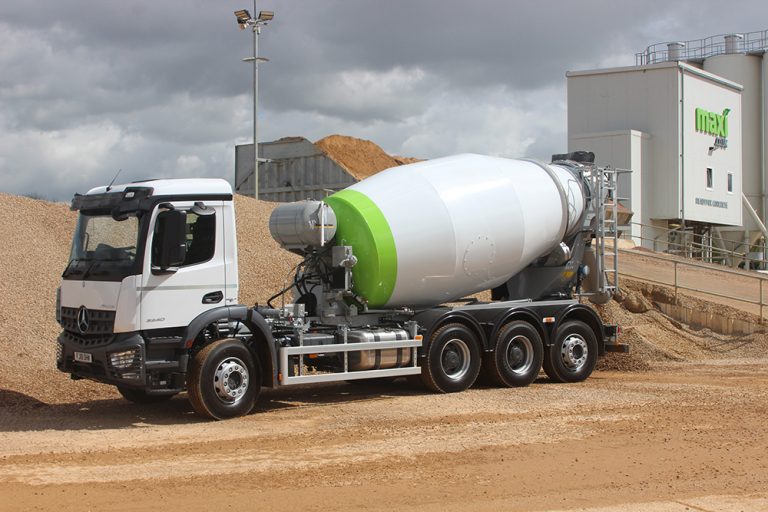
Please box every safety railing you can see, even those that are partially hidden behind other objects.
[635,29,768,65]
[617,248,768,322]
[618,221,766,270]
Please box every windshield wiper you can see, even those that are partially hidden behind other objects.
[81,260,100,280]
[62,258,92,278]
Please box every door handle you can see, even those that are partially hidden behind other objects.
[202,291,224,304]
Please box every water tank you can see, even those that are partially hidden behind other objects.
[324,154,586,307]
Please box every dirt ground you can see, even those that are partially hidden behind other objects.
[1,359,767,512]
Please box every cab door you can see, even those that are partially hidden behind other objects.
[139,201,228,330]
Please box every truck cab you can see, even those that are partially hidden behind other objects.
[57,179,239,401]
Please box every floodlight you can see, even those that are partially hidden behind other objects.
[258,11,274,21]
[234,9,252,29]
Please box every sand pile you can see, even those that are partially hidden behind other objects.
[0,193,105,403]
[595,278,768,372]
[315,134,412,180]
[234,194,301,306]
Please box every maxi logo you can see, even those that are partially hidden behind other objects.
[695,107,730,138]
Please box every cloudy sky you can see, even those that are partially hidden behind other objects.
[1,0,766,200]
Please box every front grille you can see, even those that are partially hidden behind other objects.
[60,307,115,337]
[61,329,113,348]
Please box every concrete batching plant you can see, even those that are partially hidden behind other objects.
[567,29,768,266]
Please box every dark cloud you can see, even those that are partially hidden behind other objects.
[0,0,766,199]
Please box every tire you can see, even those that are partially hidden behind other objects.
[117,387,176,405]
[543,320,598,383]
[421,323,482,393]
[187,338,261,420]
[485,321,543,387]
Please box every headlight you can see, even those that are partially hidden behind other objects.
[109,348,140,370]
[56,342,63,363]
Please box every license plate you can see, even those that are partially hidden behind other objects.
[74,351,93,363]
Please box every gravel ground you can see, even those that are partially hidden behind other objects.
[0,360,766,511]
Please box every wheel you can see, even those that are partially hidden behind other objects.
[485,320,543,387]
[421,323,482,393]
[187,338,261,420]
[543,320,598,383]
[117,387,176,404]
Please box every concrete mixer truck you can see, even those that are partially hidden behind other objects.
[55,152,627,419]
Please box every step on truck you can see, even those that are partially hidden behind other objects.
[56,152,627,419]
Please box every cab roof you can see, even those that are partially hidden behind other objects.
[86,178,233,197]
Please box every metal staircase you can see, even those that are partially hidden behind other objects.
[594,166,631,296]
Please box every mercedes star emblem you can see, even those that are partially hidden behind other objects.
[77,306,90,334]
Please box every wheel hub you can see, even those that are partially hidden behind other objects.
[440,339,471,381]
[561,334,588,370]
[213,357,249,404]
[506,335,534,375]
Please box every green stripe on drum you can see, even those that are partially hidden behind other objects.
[324,189,397,307]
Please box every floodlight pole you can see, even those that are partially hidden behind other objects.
[252,0,259,200]
[236,4,273,199]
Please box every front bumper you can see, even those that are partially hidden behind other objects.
[57,331,185,393]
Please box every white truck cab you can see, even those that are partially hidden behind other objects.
[57,179,239,399]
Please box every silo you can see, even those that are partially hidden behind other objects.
[764,51,768,226]
[704,53,763,226]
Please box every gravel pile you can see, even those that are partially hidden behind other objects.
[596,278,768,372]
[315,134,405,180]
[0,193,106,404]
[233,194,301,306]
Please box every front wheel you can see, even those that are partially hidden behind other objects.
[187,339,261,420]
[485,320,543,387]
[421,323,482,393]
[543,320,598,383]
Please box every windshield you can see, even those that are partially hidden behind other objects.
[64,213,140,281]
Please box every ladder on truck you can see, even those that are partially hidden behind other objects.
[594,166,631,296]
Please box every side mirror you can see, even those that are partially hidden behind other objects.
[152,210,187,273]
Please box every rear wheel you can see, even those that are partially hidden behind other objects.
[543,320,598,383]
[117,387,176,405]
[187,338,261,420]
[421,323,482,393]
[485,321,543,387]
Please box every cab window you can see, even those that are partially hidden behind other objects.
[151,209,216,267]
[183,211,216,266]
